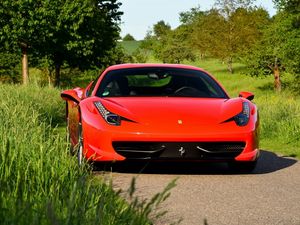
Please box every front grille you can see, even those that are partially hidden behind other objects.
[112,141,245,160]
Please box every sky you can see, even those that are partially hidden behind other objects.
[119,0,277,40]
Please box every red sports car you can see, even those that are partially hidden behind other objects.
[61,64,259,172]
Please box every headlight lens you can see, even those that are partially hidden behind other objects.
[94,101,121,126]
[234,102,250,126]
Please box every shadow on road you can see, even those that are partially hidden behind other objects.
[93,150,297,175]
[254,150,297,174]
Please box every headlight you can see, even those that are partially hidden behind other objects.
[234,102,250,126]
[94,101,121,126]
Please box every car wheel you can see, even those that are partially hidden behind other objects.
[228,160,257,173]
[77,122,83,166]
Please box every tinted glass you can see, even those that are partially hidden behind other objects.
[96,67,228,98]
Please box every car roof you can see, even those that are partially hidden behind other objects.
[104,63,206,72]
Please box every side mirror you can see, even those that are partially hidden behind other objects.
[83,81,94,98]
[239,91,254,101]
[61,89,81,103]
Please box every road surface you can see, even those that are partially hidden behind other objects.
[95,150,300,225]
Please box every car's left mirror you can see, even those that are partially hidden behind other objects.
[84,81,94,98]
[239,91,254,101]
[61,89,81,103]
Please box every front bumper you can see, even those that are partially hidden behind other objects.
[82,121,259,162]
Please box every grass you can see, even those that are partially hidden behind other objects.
[119,41,142,54]
[0,84,174,225]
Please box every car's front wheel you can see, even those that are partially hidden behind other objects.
[228,160,257,173]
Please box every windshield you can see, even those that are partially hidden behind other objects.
[95,67,228,98]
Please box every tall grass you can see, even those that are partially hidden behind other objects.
[256,93,300,156]
[0,84,172,225]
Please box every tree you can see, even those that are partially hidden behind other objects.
[179,7,207,59]
[138,21,170,61]
[179,6,205,25]
[179,2,269,73]
[0,0,122,86]
[214,0,255,17]
[123,34,135,41]
[245,0,300,92]
[153,20,171,39]
[157,26,195,64]
[211,0,268,73]
[140,20,195,63]
[273,0,300,13]
[0,51,20,83]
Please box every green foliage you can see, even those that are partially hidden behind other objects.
[119,40,142,54]
[271,0,300,91]
[155,26,195,63]
[244,10,300,90]
[0,0,123,85]
[273,0,300,13]
[214,0,256,16]
[102,44,134,65]
[123,33,136,41]
[120,40,150,63]
[0,51,20,83]
[192,7,269,72]
[153,20,171,38]
[0,84,176,224]
[179,6,205,24]
[141,21,195,63]
[131,48,150,63]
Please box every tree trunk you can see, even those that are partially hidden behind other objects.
[273,57,281,92]
[273,66,281,92]
[21,45,29,85]
[200,53,205,60]
[54,63,61,87]
[227,57,233,74]
[47,68,53,87]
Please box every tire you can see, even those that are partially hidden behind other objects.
[228,160,257,173]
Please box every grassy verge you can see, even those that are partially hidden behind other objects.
[0,84,173,225]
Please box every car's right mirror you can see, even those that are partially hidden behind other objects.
[239,91,254,101]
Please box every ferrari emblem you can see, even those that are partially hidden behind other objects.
[179,147,185,156]
[178,120,183,124]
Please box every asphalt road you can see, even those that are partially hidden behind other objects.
[95,151,300,225]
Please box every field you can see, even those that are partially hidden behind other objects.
[120,40,142,54]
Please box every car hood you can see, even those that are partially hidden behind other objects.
[99,97,243,126]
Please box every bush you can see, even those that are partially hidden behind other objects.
[0,51,20,83]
